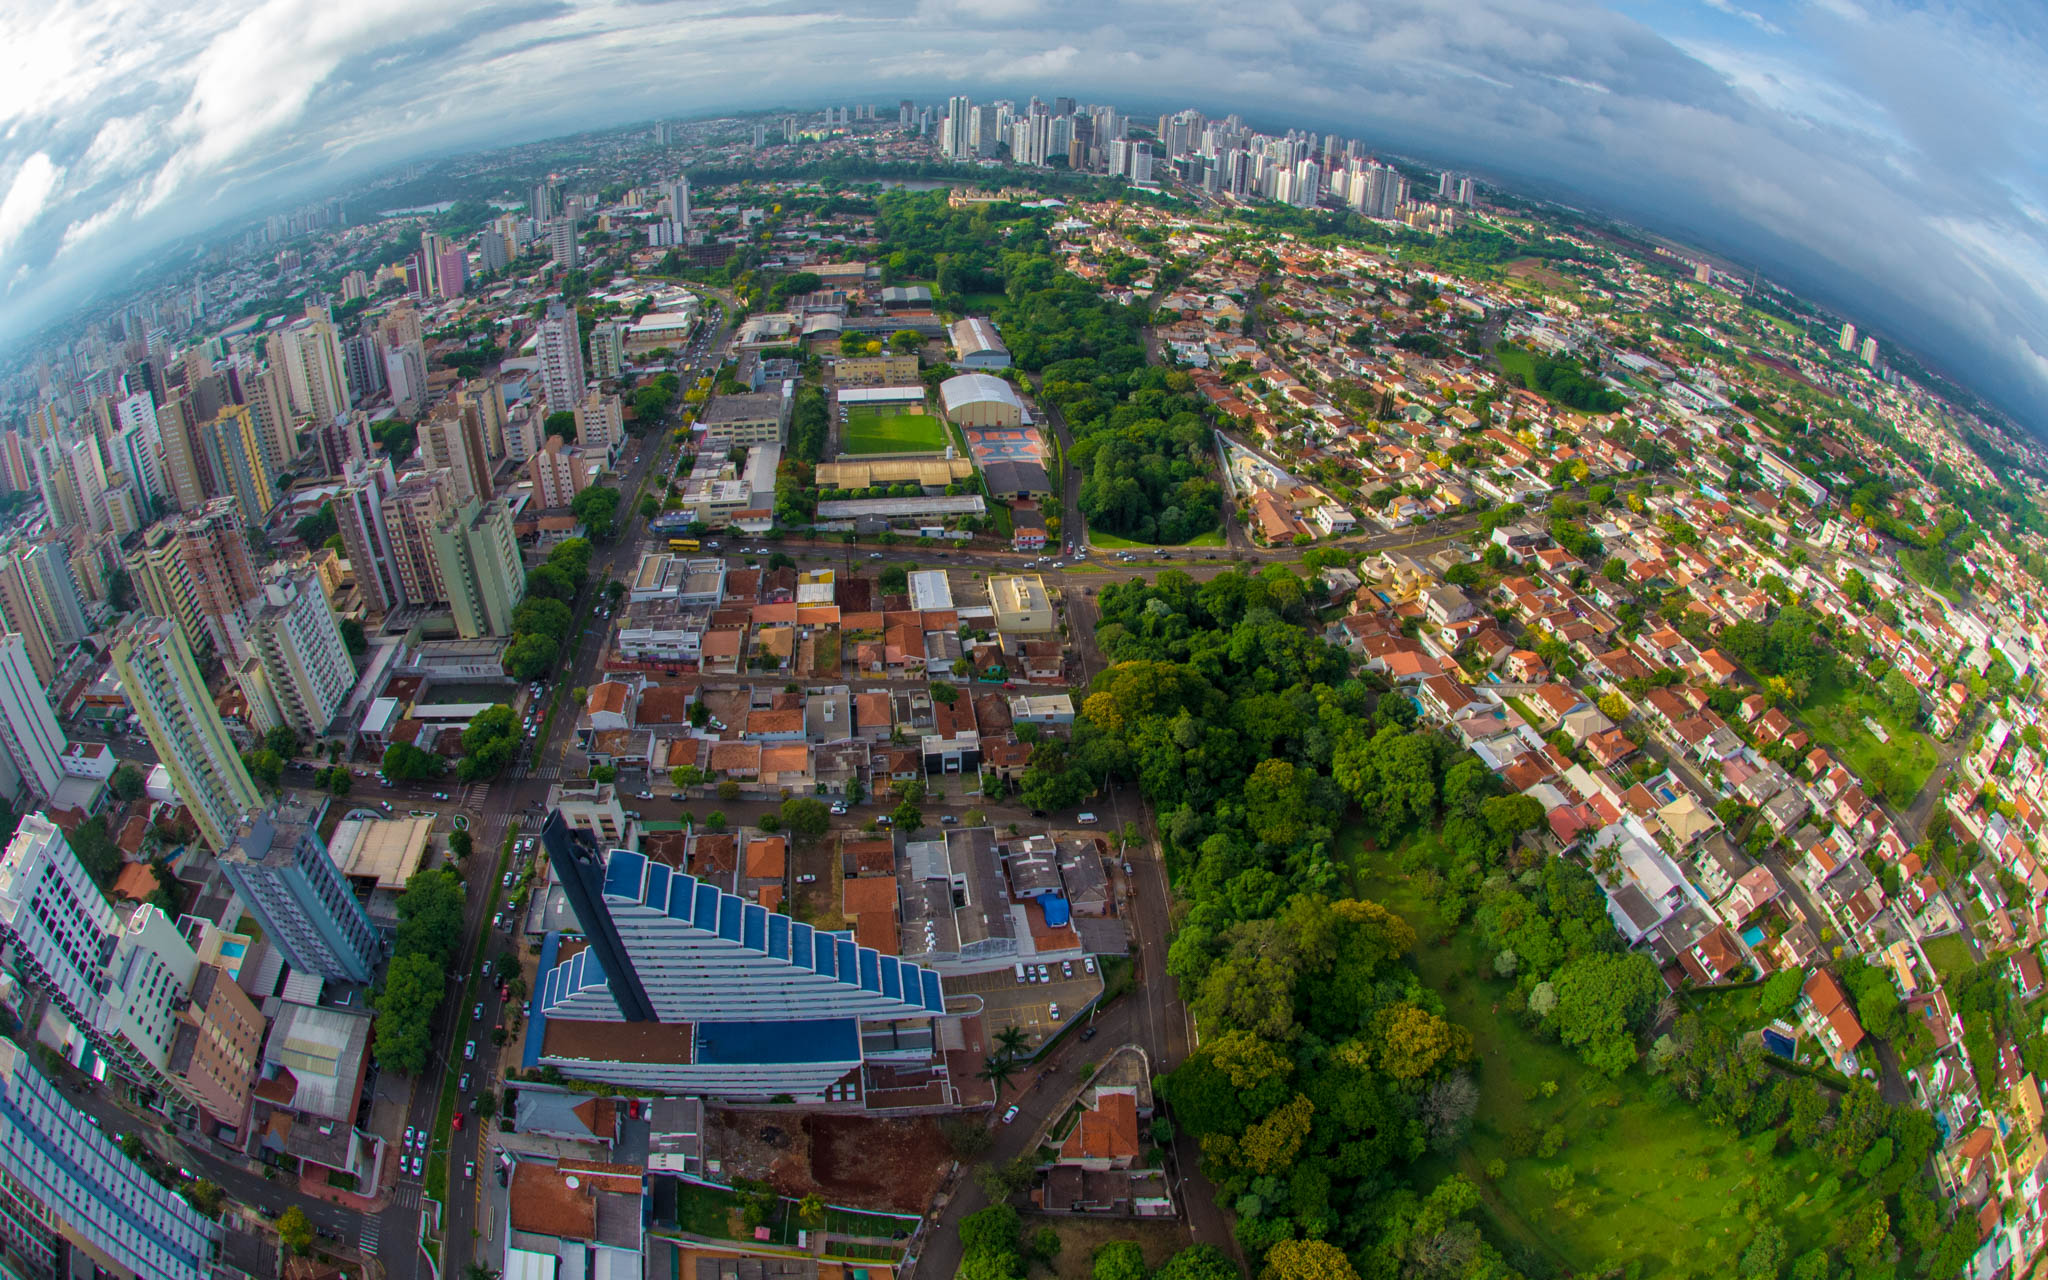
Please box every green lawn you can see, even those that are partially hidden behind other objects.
[1088,528,1227,550]
[841,406,948,454]
[1344,826,1871,1278]
[1800,669,1938,804]
[1922,932,1977,980]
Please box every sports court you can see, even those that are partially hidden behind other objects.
[962,426,1048,467]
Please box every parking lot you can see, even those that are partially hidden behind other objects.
[952,963,1105,1046]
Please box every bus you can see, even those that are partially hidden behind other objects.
[668,538,700,553]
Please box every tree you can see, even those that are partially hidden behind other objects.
[457,704,521,781]
[704,810,729,832]
[544,410,577,441]
[373,952,443,1074]
[1759,966,1806,1019]
[276,1207,315,1257]
[977,1055,1020,1099]
[994,1024,1029,1058]
[1092,1242,1146,1280]
[108,763,146,803]
[670,765,706,789]
[181,1178,225,1217]
[1261,1238,1360,1280]
[570,486,623,541]
[383,742,445,781]
[68,815,120,884]
[1548,951,1661,1074]
[448,829,474,859]
[959,1204,1022,1259]
[338,617,368,656]
[1155,1245,1239,1280]
[780,797,829,837]
[892,798,924,833]
[395,867,467,967]
[506,633,560,681]
[242,749,283,788]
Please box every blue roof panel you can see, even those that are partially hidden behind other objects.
[743,904,766,952]
[879,958,900,1000]
[836,939,857,986]
[718,894,744,942]
[791,922,813,968]
[768,913,789,961]
[921,969,943,1011]
[858,947,880,993]
[644,863,669,910]
[693,883,719,930]
[602,851,646,900]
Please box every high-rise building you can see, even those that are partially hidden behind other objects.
[546,218,579,267]
[125,501,258,656]
[535,820,946,1095]
[527,436,587,509]
[199,403,277,528]
[0,1040,218,1280]
[381,470,456,608]
[532,180,562,223]
[333,460,401,617]
[430,497,526,639]
[153,395,209,512]
[14,543,88,655]
[166,963,264,1136]
[418,401,493,505]
[268,310,349,426]
[1839,322,1857,352]
[479,230,510,274]
[340,331,386,405]
[382,337,429,418]
[589,321,625,380]
[537,302,587,412]
[242,568,354,739]
[108,398,167,514]
[943,95,973,159]
[1860,335,1879,365]
[419,231,448,297]
[112,617,262,852]
[64,436,109,534]
[663,176,691,228]
[311,411,375,478]
[574,388,624,455]
[219,801,379,983]
[0,634,67,803]
[0,816,117,1027]
[437,246,468,299]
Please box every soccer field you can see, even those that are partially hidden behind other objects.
[841,407,948,454]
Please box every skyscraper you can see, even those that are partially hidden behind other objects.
[574,388,624,455]
[537,301,587,413]
[112,617,262,852]
[418,400,493,505]
[381,469,456,608]
[1860,335,1879,365]
[333,460,401,617]
[153,394,208,511]
[0,816,117,1027]
[219,800,379,983]
[430,497,527,639]
[589,321,625,380]
[1839,322,1857,352]
[242,567,355,739]
[199,403,278,527]
[268,310,349,426]
[663,176,691,228]
[0,634,67,804]
[943,95,973,159]
[0,1040,218,1280]
[546,218,579,267]
[125,501,258,656]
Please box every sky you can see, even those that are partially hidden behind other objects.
[1,0,2045,428]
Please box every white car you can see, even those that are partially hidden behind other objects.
[1002,1105,1021,1125]
[1048,1002,1062,1021]
[830,802,848,815]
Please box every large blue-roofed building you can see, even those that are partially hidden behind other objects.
[532,814,949,1099]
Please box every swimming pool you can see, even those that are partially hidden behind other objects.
[1741,926,1766,948]
[219,940,248,959]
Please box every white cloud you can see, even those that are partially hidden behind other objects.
[0,153,61,259]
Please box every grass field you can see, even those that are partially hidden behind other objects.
[1801,668,1938,804]
[1088,528,1228,550]
[1343,825,1871,1278]
[1922,932,1978,979]
[841,404,947,455]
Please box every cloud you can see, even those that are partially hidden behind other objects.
[0,153,61,260]
[0,0,2044,429]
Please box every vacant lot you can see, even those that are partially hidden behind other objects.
[842,404,947,454]
[1344,826,1870,1278]
[1802,668,1938,804]
[705,1109,951,1212]
[1020,1213,1193,1280]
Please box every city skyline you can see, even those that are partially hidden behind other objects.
[0,0,2042,430]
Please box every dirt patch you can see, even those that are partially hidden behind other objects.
[1020,1213,1193,1280]
[706,1108,952,1213]
[1505,258,1572,291]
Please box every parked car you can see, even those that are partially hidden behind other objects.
[1084,956,1097,974]
[459,1073,470,1092]
[1048,1002,1062,1021]
[1062,960,1074,978]
[796,874,817,884]
[1002,1105,1021,1125]
[463,1040,476,1060]
[1081,1025,1099,1041]
[829,802,847,815]
[472,1002,484,1021]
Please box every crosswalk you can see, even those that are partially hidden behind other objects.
[391,1184,422,1209]
[359,1213,382,1253]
